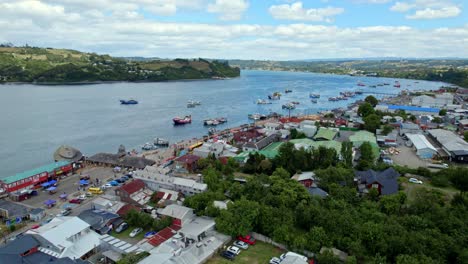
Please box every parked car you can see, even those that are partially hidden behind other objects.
[237,235,256,245]
[116,178,125,183]
[269,257,281,264]
[280,252,308,262]
[115,222,129,233]
[220,250,236,260]
[233,240,249,249]
[119,177,128,182]
[227,246,241,255]
[125,174,133,178]
[60,208,72,216]
[69,198,82,204]
[409,178,423,184]
[144,231,157,238]
[122,175,130,181]
[108,180,119,186]
[129,227,143,237]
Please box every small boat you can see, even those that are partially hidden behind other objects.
[394,81,401,88]
[285,89,292,93]
[377,84,384,86]
[173,115,192,125]
[142,143,157,151]
[187,102,195,108]
[383,83,390,86]
[309,93,320,99]
[208,127,217,135]
[154,138,169,147]
[357,82,366,87]
[256,99,271,105]
[120,99,138,105]
[328,97,339,101]
[204,117,228,126]
[268,92,281,100]
[369,85,377,88]
[291,101,300,105]
[187,100,201,108]
[311,99,317,103]
[282,103,296,110]
[355,89,363,95]
[248,113,261,120]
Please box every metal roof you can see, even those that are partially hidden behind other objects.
[1,161,70,184]
[428,129,468,152]
[314,127,338,141]
[387,105,440,113]
[406,134,437,152]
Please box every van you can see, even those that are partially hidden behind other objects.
[88,187,103,194]
[280,252,308,262]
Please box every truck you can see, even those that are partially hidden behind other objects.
[427,163,449,169]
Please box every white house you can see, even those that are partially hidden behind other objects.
[406,134,438,159]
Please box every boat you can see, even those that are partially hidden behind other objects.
[256,99,271,105]
[187,100,201,108]
[311,99,317,103]
[309,93,320,99]
[208,127,217,135]
[328,97,339,101]
[154,138,169,147]
[355,89,363,95]
[120,99,138,105]
[248,113,261,120]
[383,83,390,86]
[282,102,296,110]
[187,102,195,108]
[394,81,401,88]
[173,115,192,125]
[204,117,227,126]
[285,89,292,93]
[369,85,377,88]
[291,101,300,105]
[357,82,366,87]
[142,143,157,151]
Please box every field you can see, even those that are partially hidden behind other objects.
[205,241,285,264]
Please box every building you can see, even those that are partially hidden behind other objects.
[291,172,315,188]
[26,216,101,260]
[0,161,71,193]
[406,134,438,159]
[77,209,121,234]
[0,199,29,220]
[232,129,262,147]
[399,122,422,136]
[193,142,225,158]
[134,166,207,196]
[87,153,155,170]
[114,179,151,206]
[427,129,468,163]
[174,154,200,173]
[307,187,328,198]
[354,168,400,196]
[290,138,342,155]
[243,133,280,151]
[459,119,468,134]
[0,234,88,264]
[53,145,83,163]
[376,129,398,146]
[411,93,454,108]
[376,104,440,116]
[157,204,195,226]
[313,127,338,141]
[29,208,46,222]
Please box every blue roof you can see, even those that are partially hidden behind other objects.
[387,105,439,113]
[1,161,70,184]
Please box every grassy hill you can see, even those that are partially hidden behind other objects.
[0,46,240,84]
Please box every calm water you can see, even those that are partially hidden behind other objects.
[0,70,445,177]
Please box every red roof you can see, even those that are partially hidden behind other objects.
[116,204,141,216]
[233,129,261,142]
[118,179,145,195]
[174,154,200,164]
[147,224,182,247]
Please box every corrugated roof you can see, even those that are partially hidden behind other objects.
[406,134,437,152]
[428,129,468,152]
[349,131,377,144]
[118,179,145,195]
[387,105,440,113]
[2,161,70,184]
[314,128,338,141]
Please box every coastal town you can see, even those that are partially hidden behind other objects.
[0,83,467,264]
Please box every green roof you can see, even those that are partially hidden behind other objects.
[314,128,338,141]
[234,143,284,162]
[290,138,315,145]
[349,131,377,144]
[352,141,380,159]
[291,139,342,153]
[262,142,283,152]
[1,161,70,184]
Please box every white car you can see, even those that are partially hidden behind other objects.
[227,246,241,255]
[409,178,423,184]
[129,227,143,237]
[233,240,249,249]
[269,257,281,264]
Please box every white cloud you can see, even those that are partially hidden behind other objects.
[269,2,344,22]
[353,0,392,3]
[390,0,462,19]
[207,0,249,21]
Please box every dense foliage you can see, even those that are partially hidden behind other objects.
[184,146,468,263]
[0,46,240,83]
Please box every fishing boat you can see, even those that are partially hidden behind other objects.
[187,100,201,108]
[309,93,320,99]
[355,89,364,95]
[142,143,157,151]
[284,89,292,93]
[328,97,339,101]
[154,138,169,147]
[173,115,192,125]
[208,127,217,135]
[187,102,195,108]
[357,82,366,87]
[256,99,271,105]
[383,83,390,86]
[291,101,300,105]
[282,102,296,109]
[311,99,318,103]
[204,117,228,126]
[369,85,377,88]
[394,81,401,88]
[120,99,138,105]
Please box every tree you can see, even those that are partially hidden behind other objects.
[358,142,375,170]
[271,167,290,180]
[358,102,375,117]
[432,116,443,124]
[465,131,468,142]
[382,125,394,135]
[203,168,221,191]
[341,141,353,168]
[365,95,379,107]
[364,114,381,132]
[215,198,260,236]
[447,167,468,197]
[290,128,307,139]
[439,109,447,116]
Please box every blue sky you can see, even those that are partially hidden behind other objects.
[0,0,466,59]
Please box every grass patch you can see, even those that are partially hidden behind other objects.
[401,177,458,202]
[110,226,146,241]
[205,241,285,264]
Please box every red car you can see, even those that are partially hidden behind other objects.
[237,235,256,245]
[69,198,82,204]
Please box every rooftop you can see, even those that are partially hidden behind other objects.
[87,153,155,169]
[0,199,29,218]
[386,104,440,113]
[314,127,338,141]
[174,154,200,164]
[406,134,437,152]
[118,179,145,195]
[158,204,194,220]
[428,129,468,152]
[1,161,69,184]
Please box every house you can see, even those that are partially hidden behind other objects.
[406,134,438,159]
[86,146,155,170]
[29,208,45,222]
[459,119,468,134]
[313,127,338,141]
[280,255,309,264]
[243,133,280,151]
[174,154,200,173]
[0,234,88,264]
[290,138,343,155]
[157,204,195,226]
[152,188,179,207]
[399,122,422,136]
[115,179,151,205]
[335,117,349,127]
[232,129,262,146]
[116,204,141,217]
[354,168,400,196]
[307,187,328,198]
[376,129,398,147]
[26,216,101,260]
[291,172,315,188]
[99,234,145,261]
[320,247,348,262]
[0,200,29,220]
[193,142,224,158]
[427,129,468,163]
[264,122,282,131]
[376,104,440,116]
[77,209,121,234]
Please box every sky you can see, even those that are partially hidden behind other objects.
[0,0,467,60]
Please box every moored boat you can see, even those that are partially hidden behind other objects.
[311,99,318,103]
[394,81,401,88]
[285,89,292,93]
[309,93,320,99]
[256,99,271,105]
[120,99,138,105]
[357,82,365,87]
[173,115,192,125]
[154,138,169,147]
[282,102,296,109]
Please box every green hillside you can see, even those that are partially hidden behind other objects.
[0,46,240,84]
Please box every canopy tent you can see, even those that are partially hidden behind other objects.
[79,180,89,185]
[46,186,57,191]
[49,180,57,185]
[44,199,56,205]
[41,182,52,187]
[59,193,68,199]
